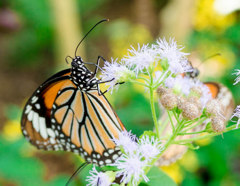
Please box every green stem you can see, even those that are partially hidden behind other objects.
[174,124,237,144]
[138,76,150,83]
[153,70,170,89]
[158,117,170,136]
[178,130,206,135]
[181,117,207,133]
[172,111,180,124]
[167,111,175,132]
[150,87,159,138]
[148,71,160,138]
[130,80,150,88]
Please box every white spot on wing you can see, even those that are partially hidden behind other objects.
[27,110,34,121]
[50,138,56,144]
[99,161,104,165]
[39,119,48,139]
[105,159,112,164]
[25,105,32,114]
[47,128,55,138]
[112,154,118,160]
[32,112,39,132]
[35,104,40,109]
[31,96,38,104]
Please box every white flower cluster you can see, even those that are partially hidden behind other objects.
[123,44,155,74]
[100,38,192,92]
[153,38,192,74]
[100,58,134,93]
[86,131,162,186]
[111,131,163,185]
[165,75,212,108]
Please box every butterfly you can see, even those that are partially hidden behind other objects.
[156,61,235,166]
[21,20,126,167]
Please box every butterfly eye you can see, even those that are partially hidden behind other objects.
[71,60,78,68]
[195,69,200,77]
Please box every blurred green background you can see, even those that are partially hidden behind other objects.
[0,0,240,185]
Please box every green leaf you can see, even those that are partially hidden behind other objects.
[141,166,177,186]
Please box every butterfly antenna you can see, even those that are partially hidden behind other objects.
[65,162,89,186]
[203,53,221,62]
[75,19,109,57]
[196,53,221,69]
[65,55,74,64]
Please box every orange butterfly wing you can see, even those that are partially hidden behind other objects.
[21,69,125,166]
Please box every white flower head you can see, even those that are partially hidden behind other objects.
[233,69,240,85]
[197,83,212,108]
[138,135,163,161]
[112,130,138,154]
[154,37,192,74]
[86,166,111,186]
[112,153,149,186]
[230,105,240,128]
[165,75,211,108]
[165,75,194,95]
[100,58,135,93]
[164,76,176,88]
[123,44,155,74]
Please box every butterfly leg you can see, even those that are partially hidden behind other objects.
[95,78,114,95]
[97,81,125,96]
[94,56,107,75]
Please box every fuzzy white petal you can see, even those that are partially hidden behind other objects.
[112,130,138,154]
[86,166,111,186]
[233,69,240,85]
[100,58,134,93]
[154,38,192,74]
[122,44,155,74]
[138,136,163,161]
[231,105,240,128]
[112,153,149,185]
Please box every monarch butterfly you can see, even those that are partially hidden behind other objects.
[156,62,234,166]
[21,20,126,166]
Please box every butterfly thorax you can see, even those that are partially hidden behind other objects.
[71,56,98,91]
[186,68,199,79]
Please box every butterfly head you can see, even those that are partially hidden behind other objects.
[71,56,84,68]
[186,68,199,79]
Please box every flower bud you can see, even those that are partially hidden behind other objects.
[211,117,225,132]
[206,99,223,117]
[160,93,177,110]
[182,102,200,120]
[187,96,202,110]
[177,96,186,110]
[157,86,171,97]
[190,87,202,97]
